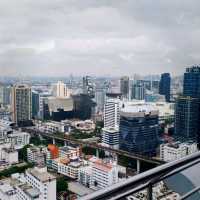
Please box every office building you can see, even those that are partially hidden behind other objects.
[11,84,32,126]
[160,142,198,162]
[132,81,145,100]
[183,65,200,98]
[120,76,129,100]
[95,86,106,113]
[119,102,159,156]
[83,76,95,98]
[101,127,119,149]
[53,81,71,98]
[32,91,40,119]
[174,96,199,140]
[0,84,11,106]
[159,73,171,102]
[104,98,121,129]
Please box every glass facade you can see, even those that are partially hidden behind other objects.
[159,73,171,102]
[119,113,159,156]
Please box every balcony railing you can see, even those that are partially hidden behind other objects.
[80,151,200,200]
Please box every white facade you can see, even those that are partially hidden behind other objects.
[160,142,198,162]
[53,81,71,98]
[104,99,121,129]
[90,159,119,190]
[25,167,56,200]
[27,146,46,166]
[1,148,18,165]
[101,127,119,149]
[78,166,93,188]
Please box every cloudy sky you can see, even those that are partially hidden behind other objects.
[0,0,199,77]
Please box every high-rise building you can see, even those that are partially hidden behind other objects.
[83,76,95,98]
[119,102,159,156]
[0,84,11,106]
[104,98,121,129]
[132,81,145,100]
[159,73,171,102]
[53,81,70,98]
[32,91,40,119]
[11,84,32,126]
[174,96,199,140]
[183,65,200,98]
[95,86,106,113]
[120,76,129,100]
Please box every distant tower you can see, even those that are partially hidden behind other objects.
[83,76,95,98]
[12,84,32,126]
[53,81,69,98]
[120,76,129,100]
[159,73,171,102]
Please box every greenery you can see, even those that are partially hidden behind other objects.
[18,144,31,162]
[30,136,50,146]
[70,129,97,140]
[56,177,68,193]
[0,163,34,178]
[82,146,105,158]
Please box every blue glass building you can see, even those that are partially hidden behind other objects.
[174,96,199,141]
[119,103,159,156]
[159,73,171,102]
[183,66,200,98]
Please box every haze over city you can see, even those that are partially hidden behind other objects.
[0,0,200,77]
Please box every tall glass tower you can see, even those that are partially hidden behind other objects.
[159,73,171,102]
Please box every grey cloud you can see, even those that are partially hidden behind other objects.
[0,0,200,76]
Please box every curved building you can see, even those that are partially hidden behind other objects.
[119,102,159,156]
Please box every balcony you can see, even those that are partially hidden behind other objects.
[80,151,200,200]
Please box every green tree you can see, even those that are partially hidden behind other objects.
[56,177,68,193]
[18,144,31,162]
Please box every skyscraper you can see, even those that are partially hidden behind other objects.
[83,76,95,98]
[159,73,171,102]
[104,98,121,129]
[183,65,200,98]
[53,81,70,98]
[32,91,40,119]
[11,84,32,126]
[132,81,145,100]
[174,66,200,142]
[120,76,129,100]
[174,96,199,140]
[119,102,159,156]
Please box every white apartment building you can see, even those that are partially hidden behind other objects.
[78,165,93,188]
[58,161,81,179]
[27,146,47,166]
[59,146,80,159]
[104,98,121,129]
[90,159,119,190]
[160,142,198,162]
[0,181,17,200]
[52,81,71,98]
[101,127,119,149]
[25,167,56,200]
[1,148,18,165]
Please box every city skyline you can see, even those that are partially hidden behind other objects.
[0,1,200,77]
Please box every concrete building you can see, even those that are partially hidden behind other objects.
[52,81,71,98]
[104,98,121,129]
[11,84,32,126]
[160,142,198,162]
[27,146,47,166]
[101,127,119,149]
[1,148,18,165]
[25,167,56,200]
[90,158,119,190]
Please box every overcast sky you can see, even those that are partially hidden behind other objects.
[0,0,199,77]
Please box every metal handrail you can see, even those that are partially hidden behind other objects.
[80,151,200,200]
